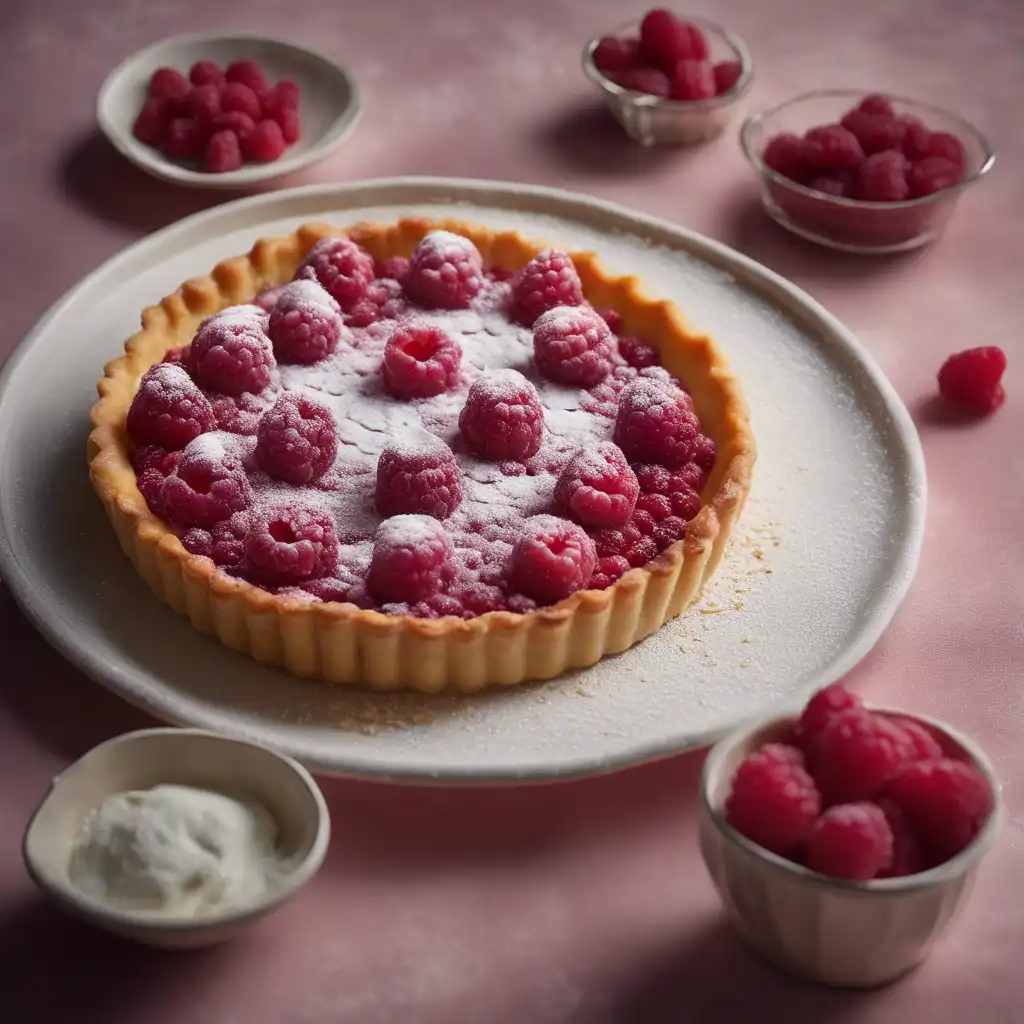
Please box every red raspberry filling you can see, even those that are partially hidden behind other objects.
[590,554,631,589]
[381,321,462,399]
[937,346,1007,414]
[267,280,344,365]
[127,364,216,450]
[511,248,584,328]
[532,305,615,388]
[191,314,276,395]
[509,515,598,604]
[555,442,639,529]
[160,435,253,529]
[375,435,463,519]
[255,391,338,485]
[805,803,894,880]
[367,515,454,603]
[613,377,699,467]
[404,231,484,310]
[245,505,339,586]
[459,370,545,461]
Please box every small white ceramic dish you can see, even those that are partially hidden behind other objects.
[23,728,330,949]
[96,34,362,188]
[699,706,1002,988]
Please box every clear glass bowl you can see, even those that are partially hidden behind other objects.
[740,90,996,254]
[581,16,754,147]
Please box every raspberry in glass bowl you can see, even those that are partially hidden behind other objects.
[582,10,753,147]
[740,89,995,253]
[699,684,1002,987]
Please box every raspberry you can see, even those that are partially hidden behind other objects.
[189,61,225,88]
[809,173,855,198]
[275,108,301,145]
[624,532,658,567]
[181,528,213,557]
[160,435,253,528]
[839,110,906,155]
[669,488,701,521]
[162,343,194,372]
[127,364,216,450]
[255,285,286,313]
[209,110,255,143]
[812,708,913,804]
[267,279,344,364]
[296,237,375,312]
[900,117,932,160]
[225,60,269,96]
[243,119,286,162]
[892,717,944,762]
[590,554,631,589]
[255,391,338,485]
[133,99,168,146]
[368,515,453,603]
[555,442,639,529]
[375,434,463,519]
[925,132,966,169]
[346,279,403,327]
[245,505,339,585]
[202,303,268,329]
[613,68,671,98]
[375,256,410,282]
[635,491,672,521]
[210,392,266,435]
[263,79,300,114]
[533,306,614,388]
[907,156,963,198]
[874,797,926,878]
[163,118,206,160]
[803,125,865,171]
[724,744,821,855]
[592,36,641,75]
[713,60,742,95]
[629,509,656,536]
[858,94,895,118]
[798,683,861,747]
[133,444,180,476]
[856,150,910,202]
[191,314,276,395]
[381,321,462,399]
[404,231,484,310]
[221,82,262,121]
[204,129,243,172]
[693,434,715,471]
[185,84,222,127]
[762,133,807,182]
[509,515,597,604]
[597,308,622,333]
[149,67,189,102]
[210,512,249,570]
[805,803,893,880]
[633,463,671,494]
[511,248,584,328]
[459,370,544,461]
[613,377,699,467]
[887,759,994,862]
[937,346,1007,414]
[653,515,687,549]
[639,9,707,72]
[670,59,715,101]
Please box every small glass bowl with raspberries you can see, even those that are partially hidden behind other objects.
[583,8,753,147]
[699,684,1001,988]
[740,89,995,253]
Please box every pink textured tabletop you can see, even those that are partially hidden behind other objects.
[1,0,1022,1020]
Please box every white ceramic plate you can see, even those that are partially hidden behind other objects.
[96,34,362,188]
[0,178,925,783]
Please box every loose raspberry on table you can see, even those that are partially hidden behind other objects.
[798,683,862,748]
[191,314,276,395]
[381,321,462,399]
[811,708,913,804]
[375,256,410,282]
[127,363,216,450]
[243,119,287,162]
[713,60,742,95]
[375,434,463,519]
[592,36,641,75]
[163,118,206,160]
[204,129,243,172]
[857,94,896,118]
[160,435,253,528]
[555,442,639,529]
[225,59,269,97]
[296,237,375,312]
[619,337,661,369]
[209,110,255,143]
[639,9,707,71]
[255,391,338,485]
[613,68,671,98]
[887,758,994,862]
[590,554,631,589]
[803,125,865,171]
[533,305,614,388]
[856,150,910,202]
[186,84,222,127]
[874,797,926,878]
[907,156,963,198]
[404,231,484,310]
[937,346,1007,414]
[891,717,944,762]
[724,743,821,856]
[459,369,545,461]
[267,279,344,364]
[133,99,169,146]
[509,515,597,604]
[189,61,226,88]
[367,515,453,603]
[839,110,906,155]
[510,248,584,328]
[670,59,715,102]
[762,133,808,182]
[245,505,339,585]
[613,376,700,467]
[805,802,894,880]
[220,82,262,121]
[149,67,189,102]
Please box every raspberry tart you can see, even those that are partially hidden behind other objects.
[89,219,754,692]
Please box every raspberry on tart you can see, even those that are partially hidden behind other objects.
[126,363,216,450]
[191,313,276,395]
[267,280,344,365]
[255,391,338,485]
[296,237,376,312]
[368,515,454,604]
[381,321,462,399]
[459,369,545,461]
[246,504,339,585]
[555,442,639,529]
[160,434,253,529]
[532,305,615,388]
[509,515,598,604]
[613,376,700,467]
[375,434,463,519]
[404,230,484,310]
[510,247,584,327]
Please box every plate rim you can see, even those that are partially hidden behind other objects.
[0,176,927,783]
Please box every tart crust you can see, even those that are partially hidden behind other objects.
[88,218,756,693]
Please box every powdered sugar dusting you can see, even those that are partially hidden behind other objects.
[377,514,448,548]
[414,229,481,262]
[274,278,340,317]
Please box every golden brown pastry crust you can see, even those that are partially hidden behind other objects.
[88,218,756,692]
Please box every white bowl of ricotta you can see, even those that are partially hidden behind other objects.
[22,728,330,949]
